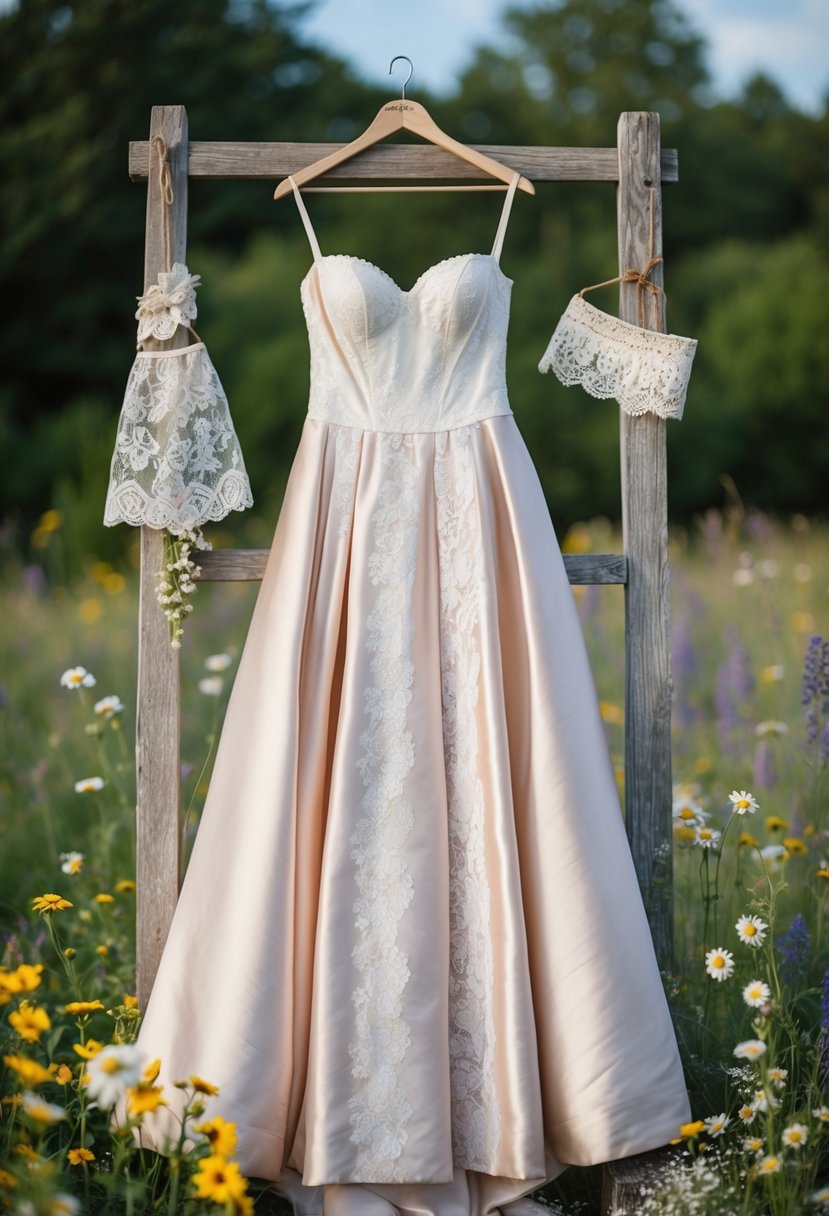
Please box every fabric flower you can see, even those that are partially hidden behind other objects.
[705,947,735,981]
[135,263,201,343]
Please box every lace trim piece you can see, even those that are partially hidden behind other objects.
[135,263,200,344]
[104,344,253,531]
[538,294,697,420]
[435,426,501,1169]
[331,424,363,539]
[348,433,419,1180]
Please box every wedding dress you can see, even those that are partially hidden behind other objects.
[125,170,691,1214]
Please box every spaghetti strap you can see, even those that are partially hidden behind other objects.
[490,171,521,263]
[289,175,323,264]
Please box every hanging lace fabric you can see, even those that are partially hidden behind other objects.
[104,139,252,531]
[538,191,697,420]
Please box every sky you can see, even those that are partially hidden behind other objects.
[299,0,829,116]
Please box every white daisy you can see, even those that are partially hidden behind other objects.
[21,1090,66,1124]
[60,666,96,690]
[812,1106,829,1122]
[733,1040,767,1061]
[204,653,233,672]
[93,695,124,718]
[729,789,759,815]
[757,1154,781,1175]
[198,676,224,697]
[694,825,721,849]
[811,1186,829,1204]
[781,1123,808,1149]
[768,1067,788,1087]
[85,1044,144,1109]
[754,721,789,737]
[735,914,768,947]
[705,947,735,981]
[59,851,84,875]
[737,1103,757,1124]
[743,1135,764,1153]
[742,979,772,1008]
[74,776,105,794]
[704,1113,729,1137]
[51,1196,81,1216]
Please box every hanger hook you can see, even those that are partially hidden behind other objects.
[388,55,414,101]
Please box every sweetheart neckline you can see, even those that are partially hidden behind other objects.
[301,252,514,297]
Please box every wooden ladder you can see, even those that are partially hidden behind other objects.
[129,104,680,1215]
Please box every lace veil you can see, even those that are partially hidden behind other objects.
[104,263,253,531]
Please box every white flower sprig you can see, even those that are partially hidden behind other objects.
[155,526,211,649]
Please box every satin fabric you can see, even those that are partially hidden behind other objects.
[120,414,691,1214]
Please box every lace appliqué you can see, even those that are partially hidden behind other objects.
[348,433,419,1179]
[435,426,501,1169]
[330,424,362,540]
[538,294,697,420]
[104,344,253,531]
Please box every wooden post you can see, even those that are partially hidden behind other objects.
[616,111,674,973]
[135,105,189,1011]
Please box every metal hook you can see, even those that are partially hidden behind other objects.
[388,55,414,100]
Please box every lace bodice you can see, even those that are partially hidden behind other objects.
[290,174,520,434]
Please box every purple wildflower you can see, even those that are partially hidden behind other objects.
[776,914,810,985]
[819,967,829,1088]
[715,627,755,749]
[753,740,777,789]
[801,634,829,747]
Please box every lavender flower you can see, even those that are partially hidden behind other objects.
[715,627,755,748]
[776,913,810,985]
[801,634,829,748]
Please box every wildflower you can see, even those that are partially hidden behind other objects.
[115,880,136,894]
[678,1120,705,1138]
[198,676,224,697]
[0,964,44,993]
[737,1104,757,1124]
[704,947,735,981]
[60,667,96,689]
[755,721,789,737]
[736,914,768,947]
[781,1123,808,1149]
[51,1195,81,1216]
[84,1044,144,1108]
[67,1147,95,1165]
[93,695,124,717]
[729,790,759,815]
[743,980,772,1008]
[64,1001,105,1016]
[734,1040,767,1061]
[0,1167,17,1188]
[94,893,114,904]
[743,1136,764,1153]
[673,797,705,826]
[32,893,73,913]
[190,1074,220,1095]
[140,1057,161,1084]
[124,994,139,1008]
[777,913,810,984]
[192,1154,248,1204]
[704,1113,729,1137]
[694,825,721,849]
[74,776,104,794]
[194,1115,238,1157]
[783,836,807,855]
[739,832,760,848]
[21,1090,66,1124]
[96,945,108,956]
[127,1085,167,1115]
[811,1188,829,1205]
[757,1154,781,1174]
[761,665,785,682]
[2,1054,53,1086]
[55,1064,73,1084]
[204,653,233,672]
[768,1067,788,1086]
[59,851,84,875]
[73,1040,104,1059]
[600,701,623,724]
[813,1106,829,1122]
[817,860,829,879]
[764,815,788,832]
[8,1001,51,1042]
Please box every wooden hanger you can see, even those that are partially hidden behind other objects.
[273,56,535,198]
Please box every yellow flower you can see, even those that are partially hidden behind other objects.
[63,1001,105,1016]
[738,832,760,848]
[0,964,44,994]
[22,1090,66,1124]
[73,1039,104,1059]
[115,880,136,894]
[192,1155,247,1205]
[67,1147,95,1165]
[190,1074,220,1095]
[54,1064,73,1084]
[124,994,139,1008]
[194,1115,239,1157]
[764,816,788,833]
[94,893,114,905]
[2,1054,53,1086]
[127,1085,167,1115]
[782,836,807,855]
[95,946,109,956]
[14,1143,38,1160]
[32,893,73,914]
[761,665,785,683]
[63,948,76,959]
[9,1002,51,1043]
[233,1195,254,1216]
[599,701,623,725]
[757,1154,781,1175]
[679,1120,705,1138]
[674,825,696,842]
[817,864,829,880]
[0,1167,18,1188]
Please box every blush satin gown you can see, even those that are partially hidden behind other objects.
[122,171,691,1214]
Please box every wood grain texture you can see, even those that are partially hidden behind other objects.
[135,105,188,1013]
[197,549,627,585]
[616,111,674,973]
[130,140,678,183]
